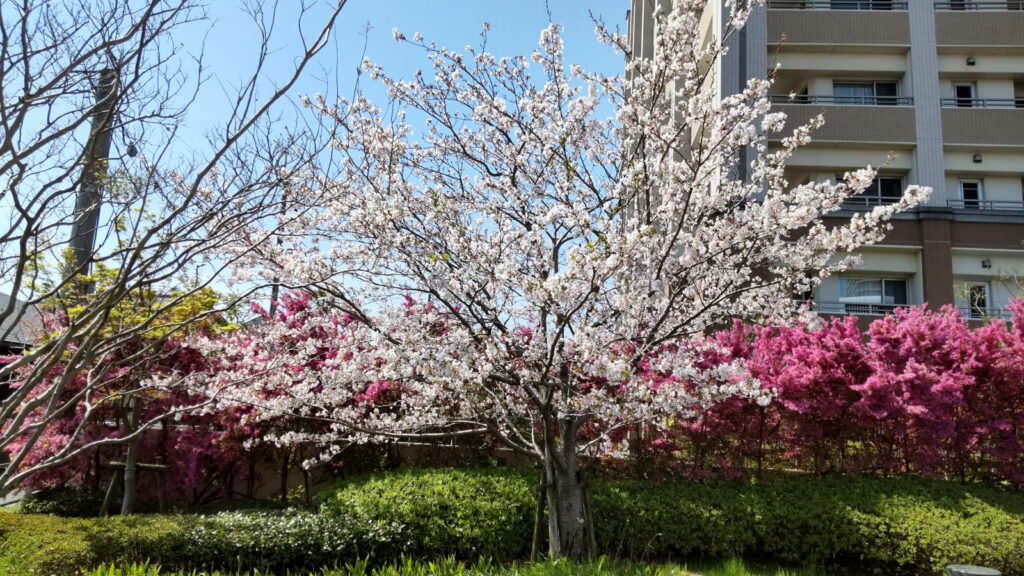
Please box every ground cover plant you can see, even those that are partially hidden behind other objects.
[2,469,1022,575]
[81,557,823,576]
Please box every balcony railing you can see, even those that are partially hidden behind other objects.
[842,196,901,208]
[769,94,914,106]
[940,98,1024,108]
[769,0,908,8]
[947,199,1024,211]
[960,306,1011,319]
[798,300,1012,320]
[935,0,1024,9]
[806,301,905,316]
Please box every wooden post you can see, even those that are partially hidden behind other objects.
[581,481,597,560]
[104,460,168,515]
[98,470,121,517]
[120,395,141,515]
[280,447,290,505]
[530,481,546,562]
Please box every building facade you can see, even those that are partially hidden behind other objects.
[627,0,1024,321]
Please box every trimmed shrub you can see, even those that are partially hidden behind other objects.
[0,513,95,576]
[591,475,1024,575]
[19,487,108,517]
[317,467,539,562]
[4,471,1024,575]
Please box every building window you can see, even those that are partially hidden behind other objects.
[840,277,908,315]
[843,176,904,207]
[959,179,983,209]
[953,83,976,107]
[833,81,898,105]
[965,283,990,319]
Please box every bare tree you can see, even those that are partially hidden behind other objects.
[0,0,347,502]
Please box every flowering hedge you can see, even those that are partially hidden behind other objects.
[13,292,1024,501]
[658,302,1024,483]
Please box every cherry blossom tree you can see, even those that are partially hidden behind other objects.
[197,0,929,558]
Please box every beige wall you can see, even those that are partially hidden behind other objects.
[772,104,916,145]
[952,250,1024,313]
[945,150,1024,174]
[938,78,1017,100]
[943,175,1023,205]
[777,52,909,76]
[935,12,1024,47]
[938,53,1024,76]
[784,147,914,172]
[942,108,1024,146]
[768,10,909,46]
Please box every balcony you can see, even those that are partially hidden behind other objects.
[941,108,1024,146]
[934,1,1024,9]
[940,98,1024,108]
[769,101,916,144]
[774,94,914,106]
[842,197,901,209]
[934,5,1024,45]
[769,0,908,8]
[809,301,905,316]
[947,199,1024,211]
[806,301,1011,319]
[767,5,910,45]
[959,306,1011,320]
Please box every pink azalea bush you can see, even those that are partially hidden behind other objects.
[12,292,1024,502]
[2,292,330,506]
[660,303,1024,483]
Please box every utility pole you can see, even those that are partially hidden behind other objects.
[68,67,118,280]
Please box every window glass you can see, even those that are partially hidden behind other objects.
[875,82,898,105]
[879,178,903,200]
[844,176,904,206]
[840,277,908,314]
[954,84,975,107]
[834,82,873,105]
[840,278,882,303]
[833,82,898,105]
[883,280,908,305]
[967,284,988,319]
[960,180,982,208]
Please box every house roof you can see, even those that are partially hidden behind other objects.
[0,293,43,349]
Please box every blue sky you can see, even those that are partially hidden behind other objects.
[174,0,628,151]
[2,1,630,297]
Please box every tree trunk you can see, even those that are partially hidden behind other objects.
[543,425,587,559]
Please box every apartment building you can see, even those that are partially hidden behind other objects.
[627,0,1024,321]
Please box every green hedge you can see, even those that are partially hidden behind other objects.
[19,487,108,517]
[590,475,1024,574]
[317,467,538,562]
[0,513,95,575]
[3,469,1024,575]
